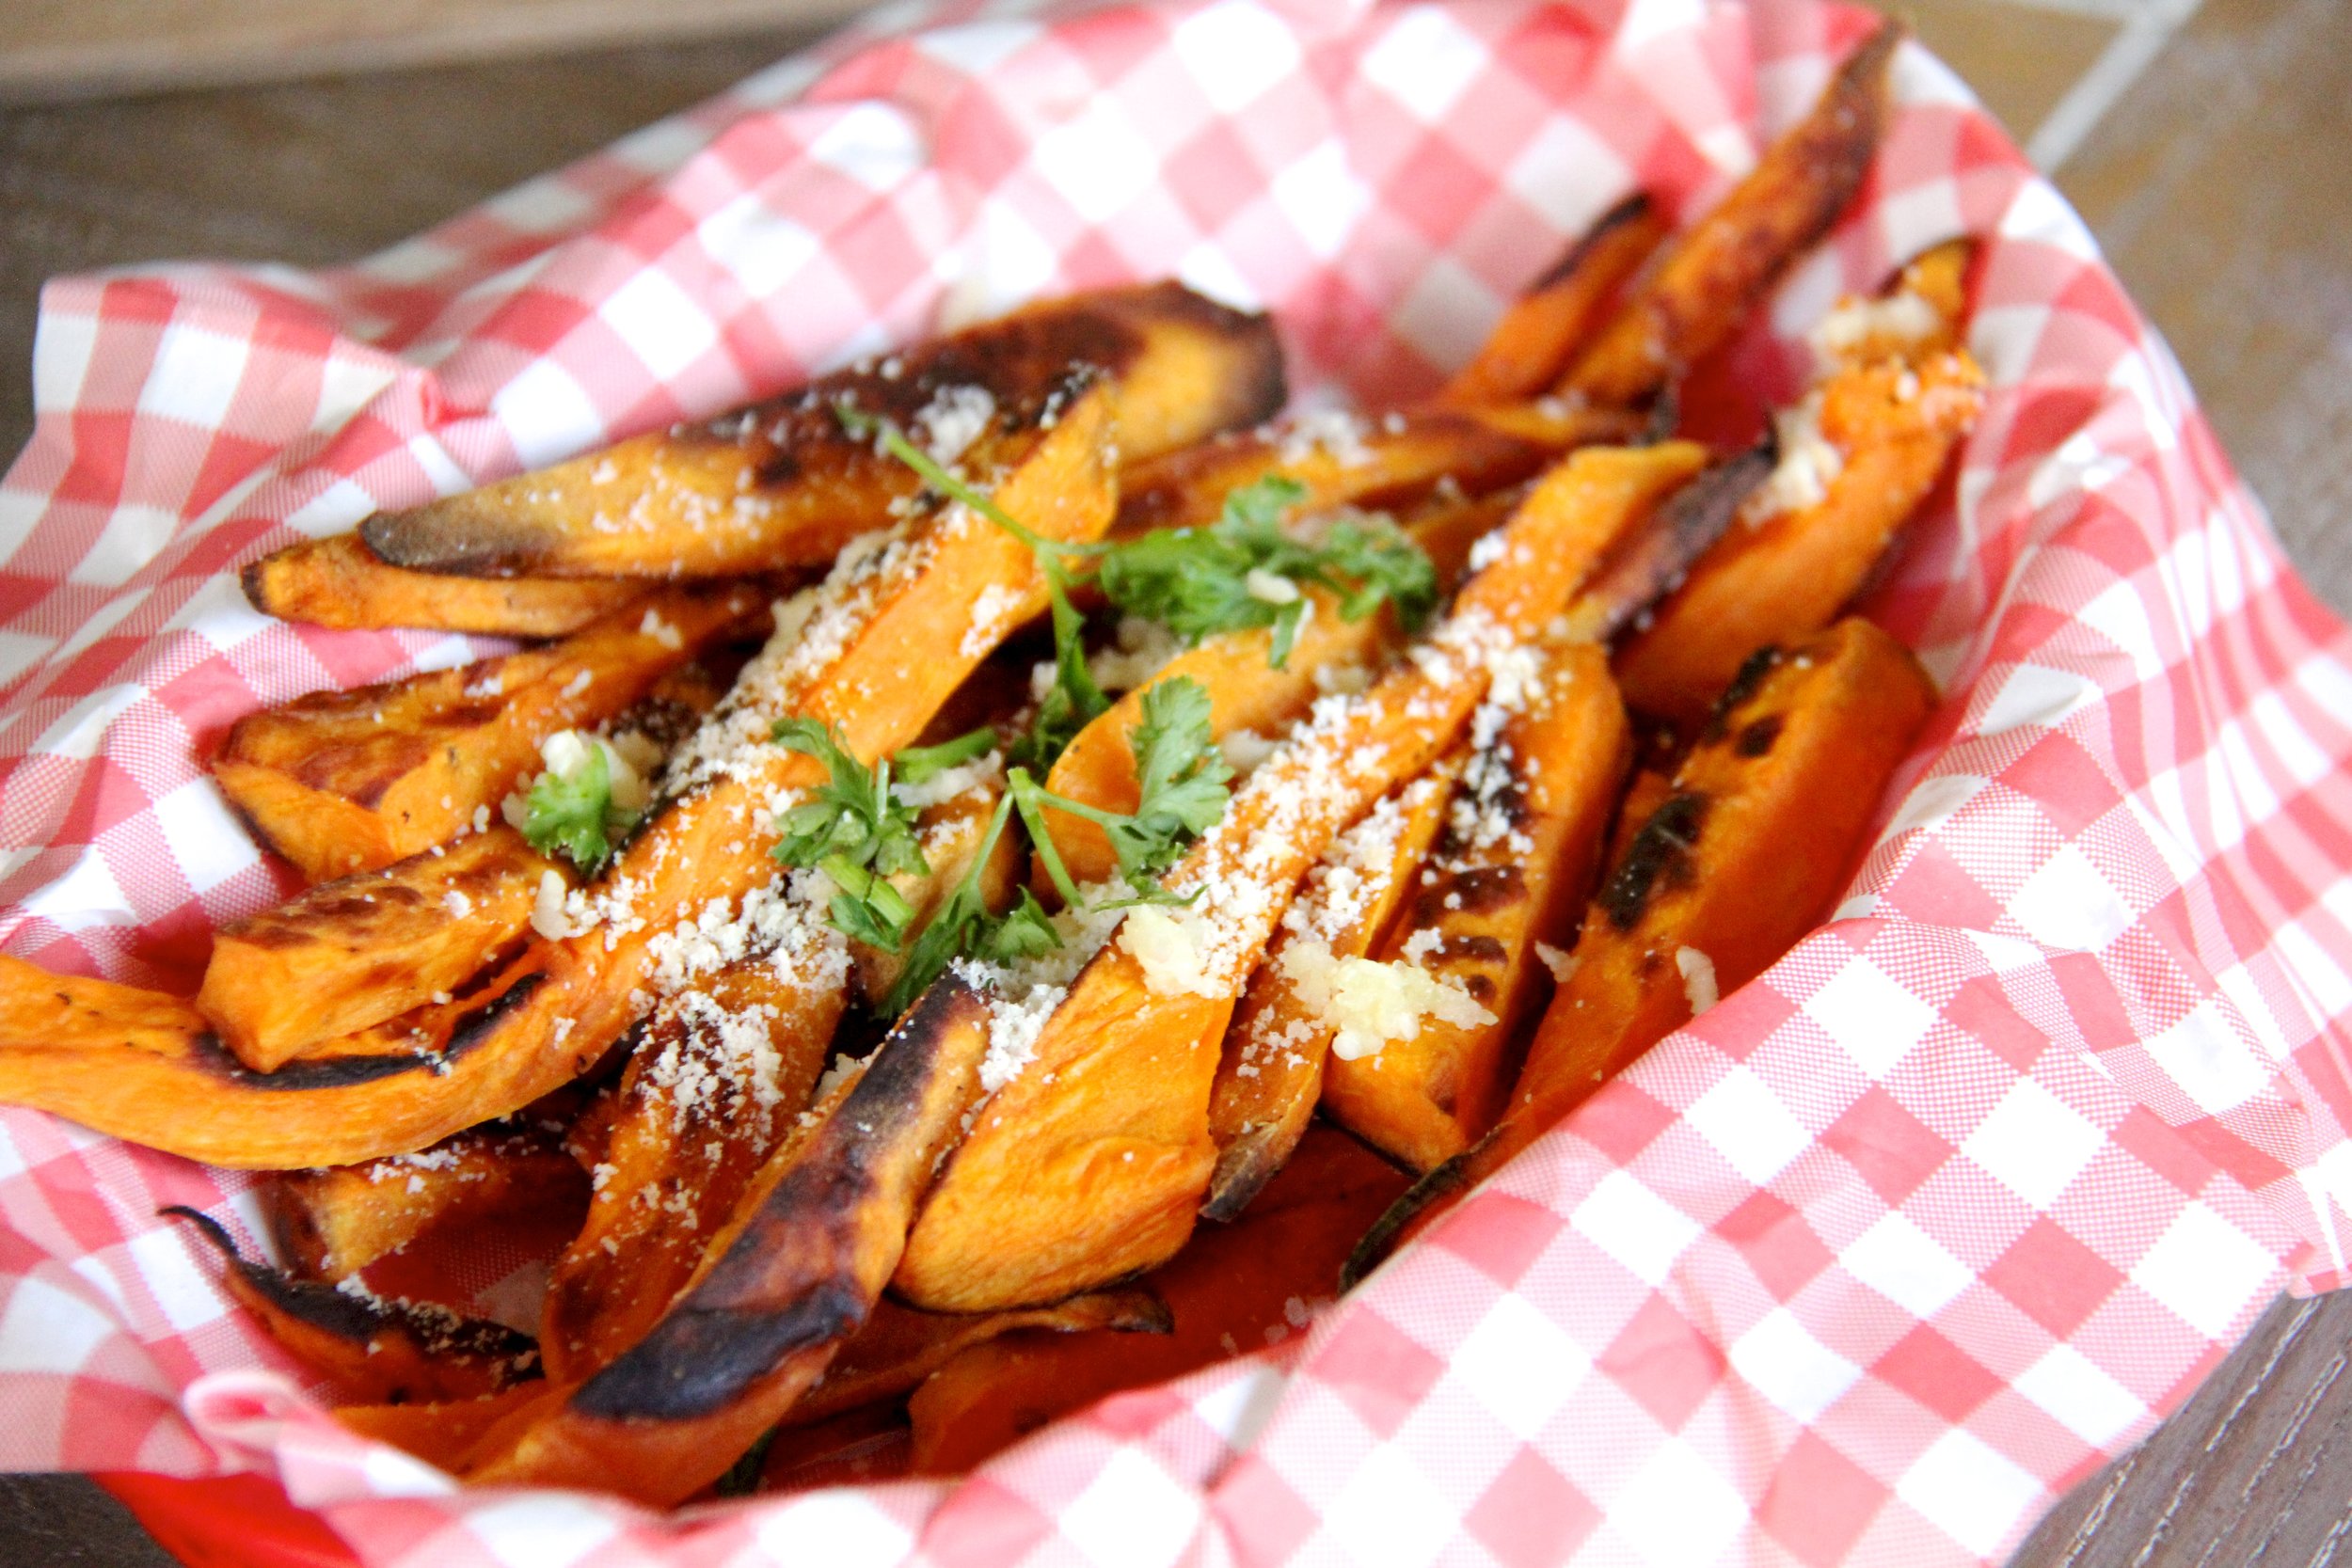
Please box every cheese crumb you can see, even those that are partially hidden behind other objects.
[1119,906,1221,997]
[1811,288,1943,363]
[1744,391,1842,524]
[638,608,684,651]
[1534,941,1580,984]
[1676,946,1718,1016]
[1245,568,1299,605]
[1279,938,1494,1060]
[1088,616,1184,691]
[914,384,996,466]
[531,871,571,940]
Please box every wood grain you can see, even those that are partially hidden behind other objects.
[0,0,866,103]
[2010,1289,2352,1563]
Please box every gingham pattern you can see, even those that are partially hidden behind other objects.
[1,0,2346,1560]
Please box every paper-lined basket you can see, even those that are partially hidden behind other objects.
[4,0,2349,1560]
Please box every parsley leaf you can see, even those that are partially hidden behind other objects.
[771,718,930,949]
[1006,674,1233,899]
[522,741,639,873]
[876,675,1235,1015]
[1093,475,1439,669]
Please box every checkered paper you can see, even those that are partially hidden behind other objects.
[3,0,2349,1560]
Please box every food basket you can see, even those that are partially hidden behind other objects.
[4,0,2349,1561]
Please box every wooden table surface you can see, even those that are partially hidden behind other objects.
[2,0,2348,1560]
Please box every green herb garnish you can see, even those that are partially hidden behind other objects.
[835,410,1435,768]
[771,717,934,951]
[767,677,1232,1015]
[1094,475,1439,668]
[521,740,639,873]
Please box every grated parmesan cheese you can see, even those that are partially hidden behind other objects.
[1676,946,1718,1015]
[1743,391,1843,524]
[914,384,997,466]
[1244,568,1299,605]
[1087,616,1184,691]
[1534,941,1580,984]
[1278,409,1374,468]
[1278,938,1494,1060]
[1810,288,1943,363]
[637,608,684,651]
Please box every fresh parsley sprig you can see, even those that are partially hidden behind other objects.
[521,741,640,873]
[1095,475,1439,668]
[767,678,1233,1015]
[772,717,945,951]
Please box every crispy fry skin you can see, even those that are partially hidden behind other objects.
[168,1208,538,1404]
[1113,400,1644,536]
[1614,267,1983,723]
[243,534,644,636]
[1559,22,1899,406]
[539,960,844,1384]
[0,951,605,1167]
[360,283,1279,580]
[907,1126,1407,1474]
[1202,764,1455,1221]
[1437,196,1669,407]
[1350,618,1935,1277]
[784,1290,1170,1429]
[199,827,565,1070]
[1038,487,1514,887]
[269,1124,588,1280]
[1322,642,1630,1170]
[894,443,1708,1312]
[398,375,1119,1161]
[214,582,762,879]
[463,976,993,1504]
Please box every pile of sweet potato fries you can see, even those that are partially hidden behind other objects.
[0,22,1987,1501]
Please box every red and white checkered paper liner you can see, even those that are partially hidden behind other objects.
[3,0,2349,1560]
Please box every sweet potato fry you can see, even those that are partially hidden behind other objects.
[1350,617,1935,1277]
[893,442,1707,1312]
[268,1124,588,1280]
[381,371,1119,1158]
[1558,21,1899,406]
[1614,340,1983,724]
[907,1125,1408,1474]
[463,974,993,1504]
[784,1289,1170,1428]
[1201,764,1455,1221]
[538,958,845,1383]
[1436,196,1669,407]
[243,534,644,636]
[0,951,615,1166]
[1322,641,1630,1170]
[1114,399,1644,536]
[1038,486,1515,887]
[199,827,566,1070]
[215,581,763,879]
[168,1208,539,1404]
[336,1386,546,1474]
[360,283,1278,579]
